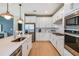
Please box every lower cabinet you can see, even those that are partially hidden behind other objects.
[26,37,32,55]
[56,36,64,55]
[36,32,51,41]
[50,34,64,56]
[22,39,28,56]
[22,36,32,56]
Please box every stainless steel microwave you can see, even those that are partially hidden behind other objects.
[66,16,79,25]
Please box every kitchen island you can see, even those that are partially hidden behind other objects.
[0,34,32,56]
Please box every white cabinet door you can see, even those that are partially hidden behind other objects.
[52,34,57,48]
[22,39,28,56]
[22,35,32,56]
[50,34,56,47]
[64,3,72,16]
[52,7,63,24]
[37,17,52,28]
[50,34,64,56]
[25,35,32,55]
[36,32,51,41]
[45,17,52,28]
[72,3,79,11]
[25,16,36,23]
[27,37,32,54]
[56,36,64,55]
[58,8,63,20]
[64,3,79,16]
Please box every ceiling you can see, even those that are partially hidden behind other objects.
[22,3,64,15]
[0,3,64,18]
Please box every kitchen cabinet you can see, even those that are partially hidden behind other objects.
[37,17,52,28]
[22,35,32,56]
[50,34,57,48]
[57,7,63,20]
[64,3,74,16]
[22,38,28,56]
[50,33,64,55]
[73,3,79,10]
[26,36,32,55]
[25,16,52,28]
[64,3,79,16]
[51,6,64,25]
[45,18,52,28]
[52,34,57,48]
[36,32,51,41]
[51,7,64,56]
[56,35,64,55]
[25,16,37,23]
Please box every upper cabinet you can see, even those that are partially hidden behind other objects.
[25,16,52,28]
[36,17,52,28]
[51,6,64,33]
[51,6,64,24]
[73,3,79,10]
[64,3,79,16]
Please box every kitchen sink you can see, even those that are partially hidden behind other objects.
[11,37,26,42]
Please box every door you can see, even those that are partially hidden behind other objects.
[24,23,36,42]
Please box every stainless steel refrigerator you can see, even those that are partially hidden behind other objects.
[24,23,35,42]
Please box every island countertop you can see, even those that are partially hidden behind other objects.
[0,34,32,56]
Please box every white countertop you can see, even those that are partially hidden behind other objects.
[0,34,32,56]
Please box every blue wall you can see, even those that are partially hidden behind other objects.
[0,16,13,36]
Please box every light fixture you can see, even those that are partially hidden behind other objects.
[0,3,13,20]
[18,4,23,23]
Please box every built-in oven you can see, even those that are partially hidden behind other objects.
[10,45,22,56]
[65,35,79,52]
[65,12,79,55]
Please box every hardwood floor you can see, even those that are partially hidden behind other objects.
[29,41,60,56]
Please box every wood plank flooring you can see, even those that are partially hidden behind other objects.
[29,41,60,56]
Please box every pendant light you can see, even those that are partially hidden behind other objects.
[0,3,13,20]
[18,4,23,23]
